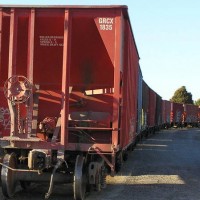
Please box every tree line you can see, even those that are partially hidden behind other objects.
[170,86,200,106]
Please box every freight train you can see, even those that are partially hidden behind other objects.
[0,5,199,200]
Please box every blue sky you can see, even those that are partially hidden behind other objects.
[1,0,200,101]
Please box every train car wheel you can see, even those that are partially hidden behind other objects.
[1,153,17,198]
[73,155,87,200]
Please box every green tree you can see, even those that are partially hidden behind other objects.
[170,86,193,104]
[194,99,200,106]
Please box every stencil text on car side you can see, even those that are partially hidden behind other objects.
[39,36,64,47]
[98,18,114,31]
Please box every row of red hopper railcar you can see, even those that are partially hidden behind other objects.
[142,81,200,133]
[0,5,199,200]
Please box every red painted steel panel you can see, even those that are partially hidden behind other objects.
[184,104,199,123]
[171,102,184,124]
[148,88,156,127]
[155,93,162,126]
[162,100,171,124]
[60,9,71,147]
[120,18,139,148]
[0,8,10,87]
[0,6,140,153]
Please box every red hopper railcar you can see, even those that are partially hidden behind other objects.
[0,5,140,199]
[183,104,199,127]
[162,100,171,129]
[170,102,184,127]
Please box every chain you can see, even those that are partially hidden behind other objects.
[17,104,22,133]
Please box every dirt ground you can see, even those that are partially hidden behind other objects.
[1,128,200,200]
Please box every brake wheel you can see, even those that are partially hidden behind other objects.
[4,75,32,104]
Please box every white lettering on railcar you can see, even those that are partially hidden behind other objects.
[99,18,114,24]
[98,18,114,31]
[39,36,64,47]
